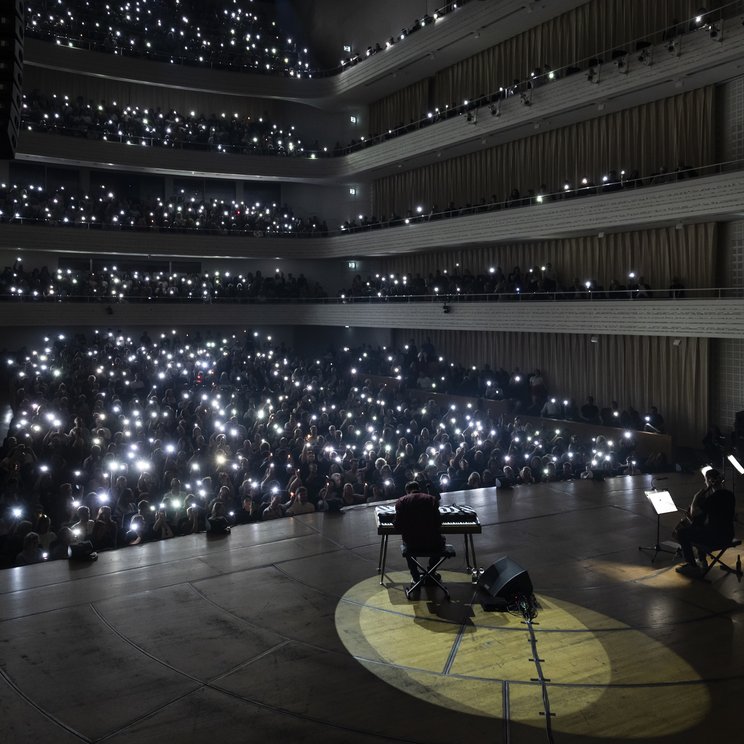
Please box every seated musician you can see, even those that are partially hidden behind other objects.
[675,468,735,576]
[394,482,445,586]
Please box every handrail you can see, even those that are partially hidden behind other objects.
[21,2,742,159]
[2,158,742,237]
[1,288,742,304]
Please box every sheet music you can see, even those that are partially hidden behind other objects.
[644,490,678,515]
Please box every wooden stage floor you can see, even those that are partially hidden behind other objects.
[1,473,742,744]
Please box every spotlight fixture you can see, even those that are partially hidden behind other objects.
[590,335,599,343]
[708,22,721,40]
[672,339,682,347]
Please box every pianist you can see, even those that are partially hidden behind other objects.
[394,482,445,585]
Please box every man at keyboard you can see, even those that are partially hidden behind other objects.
[394,482,445,585]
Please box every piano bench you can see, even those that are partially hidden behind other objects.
[401,543,456,599]
[696,539,742,579]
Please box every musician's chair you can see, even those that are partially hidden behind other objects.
[401,542,456,599]
[696,538,742,579]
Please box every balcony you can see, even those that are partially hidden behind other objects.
[2,293,743,338]
[1,167,743,259]
[18,19,744,184]
[22,1,587,107]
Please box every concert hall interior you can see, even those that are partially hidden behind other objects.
[1,1,744,743]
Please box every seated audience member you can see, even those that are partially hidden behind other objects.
[207,502,231,534]
[393,482,444,585]
[675,469,735,576]
[286,486,317,515]
[236,496,262,524]
[466,472,481,489]
[262,494,286,521]
[124,514,146,545]
[518,466,535,485]
[91,506,118,550]
[500,465,517,487]
[580,396,601,424]
[341,482,366,506]
[48,526,74,560]
[152,506,175,539]
[540,397,562,418]
[16,531,45,565]
[35,515,57,552]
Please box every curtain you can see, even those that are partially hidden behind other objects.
[433,0,729,106]
[372,87,715,217]
[368,0,728,132]
[368,79,431,137]
[394,329,708,448]
[380,223,717,292]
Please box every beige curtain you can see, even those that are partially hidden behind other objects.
[368,0,726,132]
[433,0,728,106]
[394,329,708,448]
[368,79,431,137]
[372,87,714,217]
[380,223,716,292]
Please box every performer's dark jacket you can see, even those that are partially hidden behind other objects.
[393,492,444,550]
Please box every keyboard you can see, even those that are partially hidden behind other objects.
[375,504,481,535]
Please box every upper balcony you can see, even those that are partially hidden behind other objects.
[1,166,742,260]
[2,293,743,340]
[23,0,587,108]
[18,17,744,184]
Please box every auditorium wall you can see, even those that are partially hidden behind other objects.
[711,74,744,432]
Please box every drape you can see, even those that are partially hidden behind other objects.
[368,79,431,137]
[433,0,728,108]
[394,329,709,449]
[372,87,715,217]
[380,223,717,292]
[368,0,726,133]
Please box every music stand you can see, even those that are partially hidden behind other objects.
[638,490,680,562]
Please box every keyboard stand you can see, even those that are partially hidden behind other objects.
[378,532,477,584]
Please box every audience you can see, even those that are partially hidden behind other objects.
[21,1,719,160]
[0,329,670,569]
[22,92,325,158]
[1,254,694,305]
[0,260,327,303]
[0,182,328,236]
[26,0,315,77]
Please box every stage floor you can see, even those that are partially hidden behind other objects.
[1,473,742,744]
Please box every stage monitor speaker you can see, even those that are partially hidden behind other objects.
[0,1,23,160]
[477,555,532,598]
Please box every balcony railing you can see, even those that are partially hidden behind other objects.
[1,288,742,304]
[3,159,742,238]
